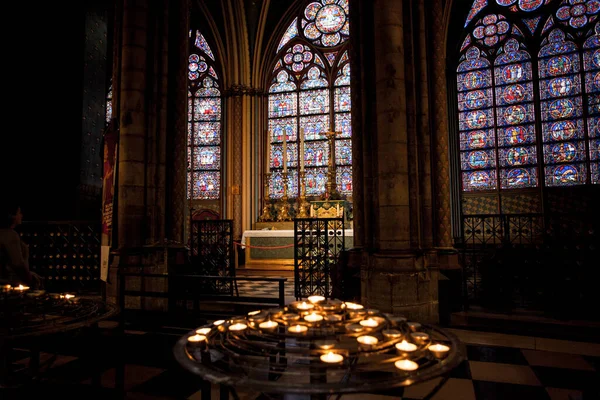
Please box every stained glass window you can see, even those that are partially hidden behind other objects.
[268,0,352,198]
[457,1,600,192]
[106,84,112,124]
[187,31,222,199]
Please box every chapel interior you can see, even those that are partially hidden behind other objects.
[1,0,599,399]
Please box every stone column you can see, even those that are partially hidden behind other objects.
[360,0,439,322]
[227,86,245,240]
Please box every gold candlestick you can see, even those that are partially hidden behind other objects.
[277,172,292,221]
[323,131,341,200]
[259,172,274,222]
[296,171,310,218]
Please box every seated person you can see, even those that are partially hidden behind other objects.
[0,201,42,289]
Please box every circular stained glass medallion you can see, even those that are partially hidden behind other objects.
[464,71,486,90]
[502,64,524,83]
[305,2,321,20]
[468,151,489,169]
[465,90,487,109]
[507,147,529,166]
[518,0,544,12]
[469,171,491,188]
[189,63,199,72]
[550,120,577,140]
[468,130,488,148]
[189,54,200,63]
[496,0,516,6]
[315,5,346,34]
[594,72,600,90]
[507,168,531,187]
[507,126,528,145]
[547,55,572,76]
[549,99,575,119]
[553,165,578,183]
[549,77,572,97]
[198,62,208,72]
[503,84,526,103]
[277,70,289,83]
[466,110,488,129]
[593,50,600,68]
[189,71,199,80]
[322,33,341,46]
[504,105,526,124]
[551,142,576,162]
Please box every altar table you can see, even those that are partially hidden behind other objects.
[240,229,354,269]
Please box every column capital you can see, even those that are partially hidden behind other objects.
[224,84,265,97]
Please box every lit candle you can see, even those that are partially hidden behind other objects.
[304,313,324,323]
[429,343,450,358]
[324,314,343,322]
[248,310,261,316]
[308,295,325,303]
[395,340,417,353]
[282,313,300,322]
[295,301,314,311]
[359,318,379,328]
[395,359,419,371]
[213,320,225,326]
[2,284,11,291]
[407,322,421,332]
[346,323,364,333]
[315,340,336,350]
[15,285,30,292]
[196,328,211,335]
[300,128,305,173]
[410,332,430,345]
[259,320,279,330]
[382,329,403,340]
[288,325,308,333]
[187,334,207,349]
[356,335,379,346]
[282,133,288,173]
[228,323,247,332]
[320,352,344,363]
[344,302,364,310]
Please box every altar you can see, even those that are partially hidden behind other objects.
[240,228,354,270]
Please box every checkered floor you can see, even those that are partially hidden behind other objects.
[3,324,599,399]
[236,275,296,301]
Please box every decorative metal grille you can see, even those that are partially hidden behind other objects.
[19,221,101,292]
[294,218,345,299]
[189,220,235,294]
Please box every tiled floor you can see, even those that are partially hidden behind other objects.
[3,325,599,400]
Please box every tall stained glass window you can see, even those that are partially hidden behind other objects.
[457,0,600,191]
[187,30,222,200]
[268,0,352,198]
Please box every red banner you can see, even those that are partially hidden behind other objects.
[101,121,118,246]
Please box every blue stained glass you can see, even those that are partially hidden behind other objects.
[542,120,584,142]
[190,146,221,170]
[545,163,587,186]
[458,58,491,72]
[539,54,580,78]
[190,171,220,200]
[457,69,493,91]
[495,40,530,65]
[585,71,600,93]
[304,142,329,167]
[539,30,578,58]
[458,89,493,110]
[269,93,298,118]
[461,150,496,170]
[195,31,215,61]
[583,49,600,71]
[305,167,328,196]
[522,16,542,34]
[300,115,330,140]
[499,146,536,167]
[497,103,535,126]
[335,139,352,165]
[588,117,600,137]
[588,93,600,114]
[541,97,582,120]
[270,142,298,169]
[193,122,221,145]
[592,163,599,183]
[498,125,536,146]
[269,118,297,143]
[465,0,488,27]
[299,89,330,115]
[335,113,352,138]
[196,87,221,97]
[494,62,532,85]
[277,18,298,53]
[334,87,351,112]
[543,141,586,164]
[495,82,533,105]
[460,129,496,150]
[462,170,497,191]
[459,108,494,131]
[541,16,554,35]
[584,35,600,50]
[500,167,537,189]
[336,166,353,195]
[193,98,221,121]
[269,170,299,198]
[540,76,581,99]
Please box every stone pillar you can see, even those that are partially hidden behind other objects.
[359,0,439,322]
[117,0,149,248]
[227,87,245,240]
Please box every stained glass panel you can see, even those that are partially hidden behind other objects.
[462,170,497,191]
[269,170,299,198]
[269,93,298,118]
[300,89,330,115]
[189,171,220,200]
[335,113,352,138]
[193,98,221,121]
[334,86,351,112]
[304,167,328,196]
[460,129,496,150]
[300,115,330,140]
[195,31,215,61]
[465,0,488,27]
[500,167,538,189]
[545,163,587,185]
[269,118,297,143]
[192,122,221,145]
[304,141,329,167]
[336,166,353,196]
[461,150,497,170]
[188,146,221,170]
[335,139,352,165]
[271,142,298,170]
[278,18,298,53]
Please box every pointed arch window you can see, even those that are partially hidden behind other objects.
[187,30,222,200]
[268,0,352,198]
[456,0,600,193]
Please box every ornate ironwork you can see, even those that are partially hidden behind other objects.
[18,221,101,292]
[294,218,345,298]
[189,220,235,295]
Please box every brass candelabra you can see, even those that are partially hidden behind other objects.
[277,172,292,221]
[296,171,310,218]
[324,131,342,200]
[259,172,274,222]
